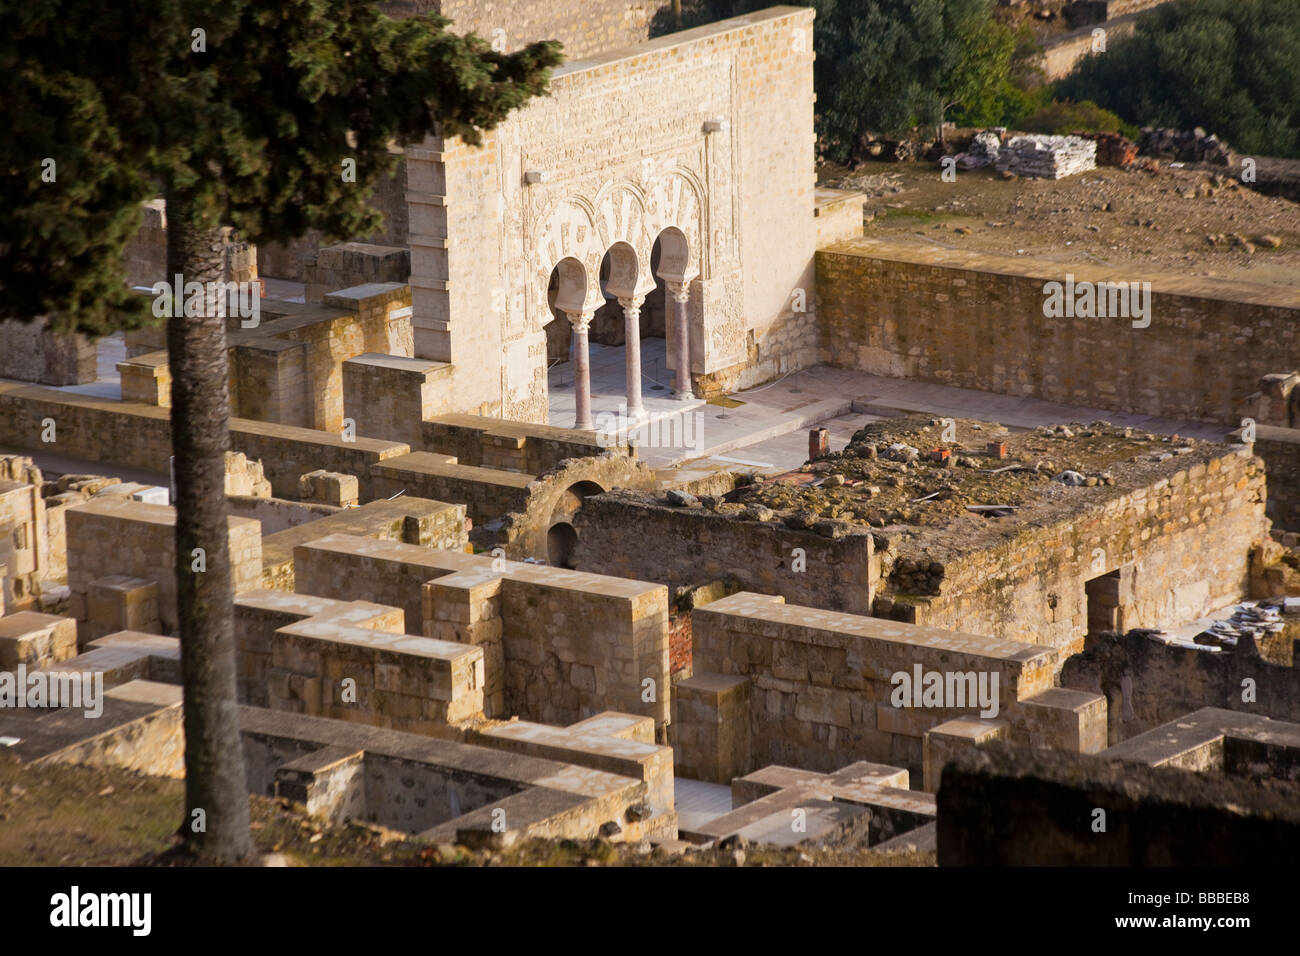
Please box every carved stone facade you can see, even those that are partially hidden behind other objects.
[406,6,818,423]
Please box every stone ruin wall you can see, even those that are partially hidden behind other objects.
[1061,629,1300,745]
[572,490,877,614]
[816,240,1300,424]
[901,446,1270,655]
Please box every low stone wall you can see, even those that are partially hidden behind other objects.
[343,355,454,447]
[422,414,615,473]
[684,592,1105,779]
[1252,426,1300,532]
[816,238,1300,424]
[269,603,485,732]
[936,743,1300,866]
[225,495,342,536]
[260,496,465,591]
[0,317,98,386]
[291,534,672,733]
[370,453,533,527]
[1061,629,1300,745]
[305,243,410,304]
[573,490,877,614]
[234,591,405,707]
[0,384,411,501]
[65,497,262,640]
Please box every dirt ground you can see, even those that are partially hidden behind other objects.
[820,160,1300,290]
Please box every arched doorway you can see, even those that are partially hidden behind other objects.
[547,522,579,568]
[545,256,587,367]
[545,479,603,568]
[652,227,694,401]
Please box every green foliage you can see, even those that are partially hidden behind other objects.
[0,0,562,335]
[1057,0,1300,158]
[671,0,1029,163]
[815,0,1019,159]
[1020,100,1138,138]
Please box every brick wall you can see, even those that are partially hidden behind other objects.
[816,239,1300,424]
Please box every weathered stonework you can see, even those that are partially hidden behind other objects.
[405,6,818,421]
[816,238,1300,424]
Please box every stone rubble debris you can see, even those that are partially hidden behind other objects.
[1194,602,1285,648]
[995,135,1097,179]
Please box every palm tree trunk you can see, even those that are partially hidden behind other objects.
[164,184,253,864]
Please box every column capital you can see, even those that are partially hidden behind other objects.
[665,281,692,304]
[564,309,594,334]
[616,294,645,315]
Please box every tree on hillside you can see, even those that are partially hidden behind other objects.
[657,0,1019,162]
[0,0,560,864]
[1058,0,1300,158]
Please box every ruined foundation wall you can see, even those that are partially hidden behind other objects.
[66,499,262,639]
[0,384,410,501]
[1061,630,1300,744]
[1253,426,1300,532]
[573,491,877,613]
[692,592,1059,775]
[911,447,1269,653]
[816,240,1300,423]
[0,318,98,386]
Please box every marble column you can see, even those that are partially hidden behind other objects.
[566,309,595,431]
[666,281,694,401]
[618,295,647,420]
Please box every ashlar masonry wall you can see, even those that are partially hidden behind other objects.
[65,498,262,641]
[897,445,1269,655]
[686,592,1104,779]
[290,534,671,734]
[816,239,1300,424]
[573,490,877,613]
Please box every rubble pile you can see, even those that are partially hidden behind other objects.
[1082,131,1138,167]
[954,130,1004,170]
[995,134,1097,179]
[1194,602,1287,648]
[1138,127,1234,165]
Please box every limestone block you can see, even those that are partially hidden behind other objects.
[671,672,751,784]
[85,575,160,644]
[922,716,1010,793]
[0,611,78,669]
[298,469,360,507]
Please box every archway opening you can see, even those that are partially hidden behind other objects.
[649,227,691,395]
[545,256,587,369]
[547,521,579,569]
